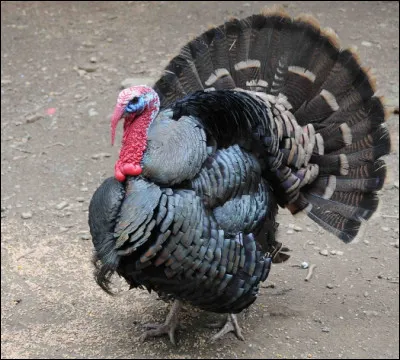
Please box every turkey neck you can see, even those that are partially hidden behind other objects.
[118,98,159,174]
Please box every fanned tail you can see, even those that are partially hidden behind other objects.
[152,8,391,243]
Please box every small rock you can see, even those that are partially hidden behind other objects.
[78,64,98,73]
[80,187,88,192]
[89,56,97,63]
[319,249,329,256]
[394,181,399,189]
[364,291,369,297]
[80,234,91,240]
[286,229,294,235]
[321,327,330,333]
[288,223,302,231]
[336,251,344,256]
[361,41,372,47]
[1,79,12,85]
[56,201,69,210]
[76,197,85,202]
[381,226,390,232]
[301,262,309,269]
[88,108,99,117]
[21,211,33,219]
[91,152,111,160]
[77,69,86,77]
[363,310,379,317]
[330,250,337,255]
[326,283,334,289]
[59,227,70,233]
[363,240,369,245]
[107,37,113,42]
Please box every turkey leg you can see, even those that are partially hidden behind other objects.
[140,299,182,345]
[209,313,245,342]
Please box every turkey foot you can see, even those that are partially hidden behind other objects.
[140,300,182,345]
[209,313,245,343]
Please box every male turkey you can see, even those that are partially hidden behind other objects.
[89,8,391,345]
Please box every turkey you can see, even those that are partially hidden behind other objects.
[88,8,391,345]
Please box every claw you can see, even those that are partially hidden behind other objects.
[209,314,245,343]
[140,300,182,346]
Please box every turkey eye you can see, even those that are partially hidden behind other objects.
[129,97,139,104]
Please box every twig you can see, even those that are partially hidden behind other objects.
[44,142,66,148]
[12,147,33,154]
[381,214,399,219]
[305,264,317,282]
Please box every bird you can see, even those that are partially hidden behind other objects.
[88,7,391,345]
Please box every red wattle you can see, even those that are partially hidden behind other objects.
[123,163,142,176]
[115,164,126,182]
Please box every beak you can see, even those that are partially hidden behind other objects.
[111,104,125,145]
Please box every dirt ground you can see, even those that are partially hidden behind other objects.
[1,1,399,359]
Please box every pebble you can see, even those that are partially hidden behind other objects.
[336,251,344,256]
[76,197,85,202]
[1,79,12,85]
[330,250,337,255]
[21,211,33,219]
[80,234,91,240]
[361,41,372,47]
[301,262,309,269]
[78,64,97,73]
[381,226,390,232]
[326,284,334,289]
[321,327,330,333]
[286,229,294,235]
[56,201,69,210]
[363,310,379,317]
[364,291,369,297]
[363,240,369,245]
[88,108,99,117]
[91,152,111,160]
[319,249,329,256]
[89,56,97,63]
[289,223,303,232]
[80,187,88,192]
[59,227,70,233]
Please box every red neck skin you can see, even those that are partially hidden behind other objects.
[114,99,158,182]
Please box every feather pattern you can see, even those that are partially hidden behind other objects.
[89,9,391,340]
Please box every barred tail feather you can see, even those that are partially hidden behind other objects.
[152,9,391,243]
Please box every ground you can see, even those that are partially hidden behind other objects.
[1,1,399,359]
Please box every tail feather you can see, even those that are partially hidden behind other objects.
[152,9,390,243]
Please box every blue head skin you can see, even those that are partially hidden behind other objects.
[124,95,146,116]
